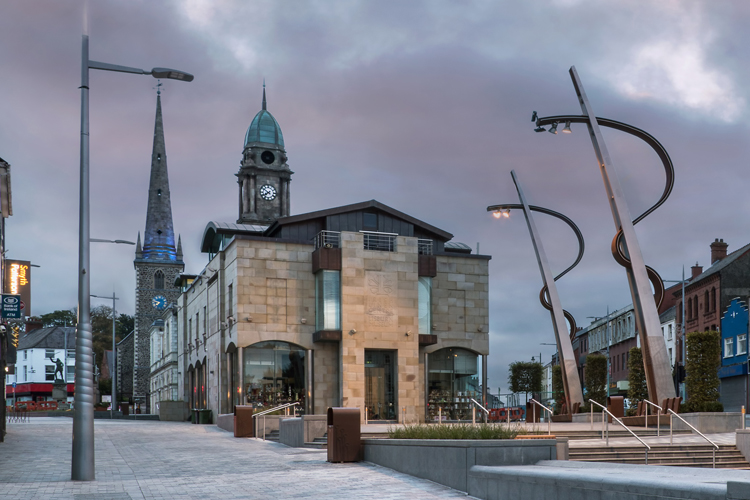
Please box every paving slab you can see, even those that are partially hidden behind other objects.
[0,418,472,500]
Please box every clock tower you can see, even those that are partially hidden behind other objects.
[132,89,184,411]
[237,84,293,224]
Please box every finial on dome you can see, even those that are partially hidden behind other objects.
[262,79,266,110]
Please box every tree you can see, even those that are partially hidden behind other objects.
[508,361,542,403]
[117,313,134,338]
[551,364,565,414]
[685,330,722,412]
[37,309,77,327]
[627,347,648,415]
[585,353,607,410]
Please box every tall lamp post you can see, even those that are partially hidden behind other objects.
[488,170,586,412]
[74,34,192,481]
[532,66,676,405]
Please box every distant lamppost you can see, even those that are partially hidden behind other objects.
[532,66,676,405]
[488,170,585,412]
[74,34,192,481]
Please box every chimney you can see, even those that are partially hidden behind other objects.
[691,262,703,279]
[710,238,728,264]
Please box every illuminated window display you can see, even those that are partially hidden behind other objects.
[427,348,479,421]
[243,341,306,411]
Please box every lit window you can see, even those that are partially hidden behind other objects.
[315,270,341,331]
[418,277,432,334]
[724,337,734,358]
[738,334,747,356]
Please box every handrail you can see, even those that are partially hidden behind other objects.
[251,402,301,441]
[469,398,489,424]
[590,400,650,464]
[667,409,718,468]
[529,398,552,435]
[470,398,489,415]
[252,402,300,418]
[642,399,662,436]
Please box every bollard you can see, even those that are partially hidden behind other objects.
[365,407,368,425]
[402,407,406,425]
[591,404,593,431]
[743,406,746,430]
[472,406,476,425]
[438,407,442,424]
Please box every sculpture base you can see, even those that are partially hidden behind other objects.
[51,382,67,401]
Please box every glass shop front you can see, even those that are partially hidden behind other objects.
[243,341,306,413]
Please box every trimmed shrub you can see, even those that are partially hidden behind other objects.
[627,347,648,416]
[551,365,564,414]
[585,353,607,411]
[388,424,520,440]
[685,330,721,412]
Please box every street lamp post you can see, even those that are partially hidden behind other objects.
[74,34,192,481]
[488,170,586,412]
[532,66,676,405]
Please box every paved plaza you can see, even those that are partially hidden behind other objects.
[0,418,472,500]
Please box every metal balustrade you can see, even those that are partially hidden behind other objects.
[312,230,340,249]
[361,231,397,252]
[418,239,433,255]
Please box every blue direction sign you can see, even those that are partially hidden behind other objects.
[2,294,21,318]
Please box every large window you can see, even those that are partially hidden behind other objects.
[427,348,479,421]
[315,271,341,331]
[738,334,747,356]
[45,365,55,381]
[243,341,306,411]
[724,337,734,358]
[418,277,432,334]
[154,270,165,289]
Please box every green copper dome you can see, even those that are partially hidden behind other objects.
[244,85,284,148]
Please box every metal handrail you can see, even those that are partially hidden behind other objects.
[590,400,650,464]
[469,398,489,424]
[529,399,553,435]
[667,409,718,468]
[642,399,662,436]
[252,402,301,441]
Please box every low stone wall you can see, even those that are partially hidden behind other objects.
[159,401,189,422]
[216,413,234,433]
[303,415,327,443]
[467,461,749,500]
[363,438,559,493]
[572,412,605,423]
[280,418,304,447]
[672,412,743,433]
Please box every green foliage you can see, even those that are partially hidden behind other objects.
[38,309,77,327]
[388,424,520,440]
[99,378,112,395]
[508,361,543,396]
[585,353,607,410]
[627,347,648,416]
[685,330,721,412]
[551,365,564,414]
[117,313,134,339]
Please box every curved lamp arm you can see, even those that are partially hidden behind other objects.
[486,203,584,282]
[534,115,674,226]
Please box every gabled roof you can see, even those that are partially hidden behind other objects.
[265,200,453,241]
[686,241,750,290]
[17,326,75,350]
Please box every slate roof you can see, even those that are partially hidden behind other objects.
[685,241,750,291]
[17,326,76,350]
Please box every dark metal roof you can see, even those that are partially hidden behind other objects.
[265,200,454,241]
[201,221,268,253]
[17,326,76,350]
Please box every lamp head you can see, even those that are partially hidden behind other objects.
[531,111,538,122]
[150,68,194,82]
[534,126,546,133]
[548,122,558,134]
[562,120,572,134]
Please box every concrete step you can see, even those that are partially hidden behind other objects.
[548,429,692,440]
[570,444,750,469]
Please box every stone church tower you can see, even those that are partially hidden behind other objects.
[237,84,293,224]
[132,90,184,410]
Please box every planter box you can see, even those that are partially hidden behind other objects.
[363,438,562,493]
[671,412,742,433]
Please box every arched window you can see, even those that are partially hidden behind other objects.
[711,287,716,312]
[677,302,682,323]
[704,291,709,314]
[154,270,165,289]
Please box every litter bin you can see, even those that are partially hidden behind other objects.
[607,396,624,423]
[327,407,361,463]
[196,409,212,424]
[120,404,129,416]
[526,401,541,423]
[234,405,254,437]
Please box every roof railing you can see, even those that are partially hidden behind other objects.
[361,231,397,252]
[418,239,433,255]
[312,230,340,250]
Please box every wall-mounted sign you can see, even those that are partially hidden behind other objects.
[2,294,21,319]
[4,260,30,316]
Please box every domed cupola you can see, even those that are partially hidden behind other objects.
[236,83,293,226]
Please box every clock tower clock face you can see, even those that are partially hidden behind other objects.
[259,184,277,201]
[152,295,167,310]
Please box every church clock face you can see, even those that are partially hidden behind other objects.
[259,184,277,201]
[152,295,167,310]
[261,150,275,164]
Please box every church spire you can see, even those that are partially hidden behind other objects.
[262,79,267,110]
[140,91,179,262]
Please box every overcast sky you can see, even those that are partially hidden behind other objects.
[3,0,749,393]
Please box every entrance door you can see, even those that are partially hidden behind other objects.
[365,350,397,421]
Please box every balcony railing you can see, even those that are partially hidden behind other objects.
[313,230,341,249]
[418,239,433,255]
[362,231,397,252]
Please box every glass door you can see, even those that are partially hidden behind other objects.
[365,350,397,421]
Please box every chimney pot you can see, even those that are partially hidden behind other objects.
[710,238,728,264]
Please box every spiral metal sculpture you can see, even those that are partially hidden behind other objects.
[534,115,674,310]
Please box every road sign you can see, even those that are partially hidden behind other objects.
[12,382,16,388]
[1,294,21,318]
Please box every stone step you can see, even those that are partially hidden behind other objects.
[570,444,750,469]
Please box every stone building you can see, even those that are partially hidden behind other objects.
[130,90,185,412]
[149,309,180,412]
[175,89,490,424]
